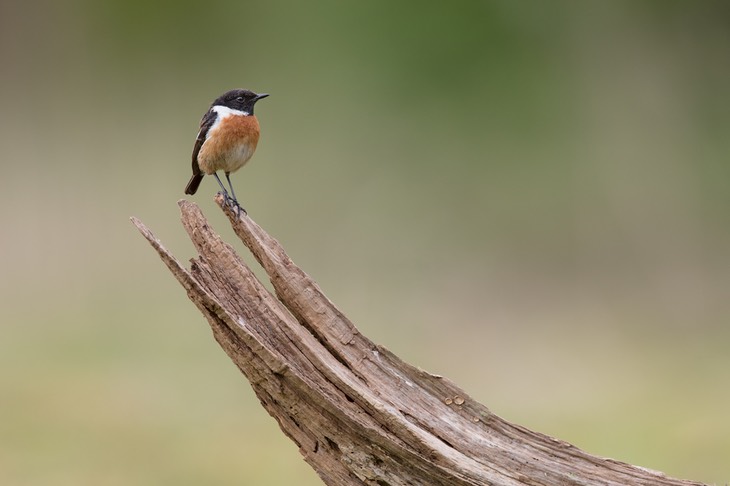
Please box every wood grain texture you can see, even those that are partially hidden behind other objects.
[130,199,707,486]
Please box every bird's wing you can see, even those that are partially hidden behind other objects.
[191,109,217,175]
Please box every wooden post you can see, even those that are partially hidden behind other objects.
[131,198,706,486]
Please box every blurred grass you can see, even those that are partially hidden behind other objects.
[0,1,728,484]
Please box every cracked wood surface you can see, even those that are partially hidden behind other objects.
[130,197,706,486]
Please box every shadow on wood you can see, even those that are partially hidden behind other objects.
[131,197,706,486]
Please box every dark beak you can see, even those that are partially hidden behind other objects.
[254,93,270,101]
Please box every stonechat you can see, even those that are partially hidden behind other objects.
[184,89,269,212]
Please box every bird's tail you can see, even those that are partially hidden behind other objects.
[184,174,204,195]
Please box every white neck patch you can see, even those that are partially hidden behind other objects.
[212,105,249,117]
[205,105,249,140]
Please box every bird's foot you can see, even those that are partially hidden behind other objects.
[231,199,247,218]
[216,191,246,217]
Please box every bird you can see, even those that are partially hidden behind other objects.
[184,89,269,213]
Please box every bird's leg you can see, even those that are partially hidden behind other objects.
[213,173,232,206]
[225,172,246,216]
[224,172,239,204]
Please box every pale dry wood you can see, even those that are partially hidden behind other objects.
[130,199,707,486]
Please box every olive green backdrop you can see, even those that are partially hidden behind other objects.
[1,1,728,484]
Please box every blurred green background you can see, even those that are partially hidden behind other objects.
[1,1,728,484]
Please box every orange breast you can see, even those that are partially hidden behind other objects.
[198,115,261,174]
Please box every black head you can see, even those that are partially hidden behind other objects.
[212,89,269,115]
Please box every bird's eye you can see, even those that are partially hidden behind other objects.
[236,96,244,102]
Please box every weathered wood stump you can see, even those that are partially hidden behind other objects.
[131,197,706,486]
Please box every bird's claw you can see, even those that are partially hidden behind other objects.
[217,191,246,217]
[232,200,247,217]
